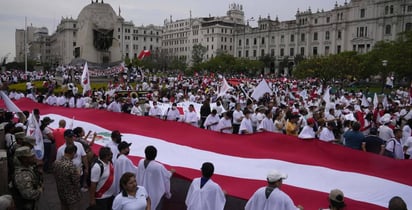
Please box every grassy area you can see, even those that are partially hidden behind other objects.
[7,81,110,94]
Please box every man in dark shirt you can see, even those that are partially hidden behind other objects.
[362,127,385,154]
[343,122,365,150]
[200,98,211,129]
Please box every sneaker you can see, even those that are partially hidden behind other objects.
[81,187,88,192]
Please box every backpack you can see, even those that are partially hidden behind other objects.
[87,159,104,185]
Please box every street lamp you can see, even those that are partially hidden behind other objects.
[243,17,255,58]
[382,59,388,93]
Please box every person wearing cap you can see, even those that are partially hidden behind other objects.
[239,109,253,134]
[56,129,89,180]
[136,145,174,210]
[298,118,316,139]
[319,189,346,210]
[164,103,181,121]
[106,130,122,163]
[113,141,137,194]
[378,114,395,142]
[11,146,43,210]
[184,104,199,127]
[185,162,226,210]
[384,128,405,159]
[40,116,55,173]
[53,144,82,210]
[245,170,303,210]
[204,109,220,131]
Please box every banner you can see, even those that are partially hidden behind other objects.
[2,98,412,210]
[251,79,272,100]
[81,62,91,95]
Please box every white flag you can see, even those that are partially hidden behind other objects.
[382,95,389,109]
[361,95,370,107]
[218,77,233,97]
[251,79,272,100]
[26,112,44,160]
[0,91,22,112]
[81,62,91,95]
[373,93,379,109]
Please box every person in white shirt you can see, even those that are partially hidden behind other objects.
[136,146,174,210]
[184,104,199,127]
[378,118,395,142]
[148,101,163,118]
[112,172,151,210]
[239,110,253,134]
[245,169,304,210]
[258,110,275,132]
[107,98,122,112]
[232,103,244,134]
[402,119,412,145]
[106,130,122,163]
[185,162,226,210]
[298,118,316,139]
[204,109,220,131]
[319,122,337,142]
[385,129,405,159]
[217,112,233,134]
[164,103,180,121]
[114,141,137,194]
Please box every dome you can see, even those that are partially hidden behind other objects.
[77,3,118,30]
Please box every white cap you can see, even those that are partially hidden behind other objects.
[267,170,288,182]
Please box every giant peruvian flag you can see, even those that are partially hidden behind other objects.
[2,98,412,210]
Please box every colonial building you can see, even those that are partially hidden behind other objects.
[15,26,50,63]
[14,0,412,69]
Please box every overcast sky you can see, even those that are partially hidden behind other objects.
[0,0,345,63]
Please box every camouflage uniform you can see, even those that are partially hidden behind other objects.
[11,146,43,210]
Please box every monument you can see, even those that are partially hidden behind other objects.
[75,1,122,64]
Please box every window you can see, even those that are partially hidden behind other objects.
[325,31,330,40]
[289,48,294,56]
[406,23,412,31]
[246,38,249,45]
[280,48,284,56]
[390,5,394,14]
[281,35,284,43]
[73,42,76,46]
[238,51,241,57]
[408,6,412,12]
[338,30,342,39]
[253,50,257,57]
[337,45,341,54]
[300,47,304,56]
[313,32,318,41]
[254,38,257,45]
[360,9,366,18]
[290,34,294,42]
[246,50,249,57]
[271,49,275,57]
[261,49,265,56]
[326,17,330,23]
[261,37,265,45]
[300,33,305,42]
[325,46,330,55]
[239,40,242,46]
[385,6,389,15]
[385,25,392,35]
[313,47,318,55]
[314,18,318,24]
[73,24,76,28]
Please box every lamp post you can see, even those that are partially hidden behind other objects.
[382,60,388,93]
[243,17,255,58]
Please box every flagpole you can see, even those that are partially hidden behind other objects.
[24,16,28,74]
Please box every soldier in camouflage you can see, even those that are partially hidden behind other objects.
[11,146,43,210]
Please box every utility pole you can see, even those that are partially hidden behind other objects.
[24,16,28,74]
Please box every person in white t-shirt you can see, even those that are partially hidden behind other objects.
[112,172,151,210]
[239,110,253,134]
[217,112,233,134]
[90,147,115,210]
[204,109,220,131]
[184,104,199,127]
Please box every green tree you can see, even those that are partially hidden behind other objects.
[192,44,207,66]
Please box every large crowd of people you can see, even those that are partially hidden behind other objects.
[1,72,411,209]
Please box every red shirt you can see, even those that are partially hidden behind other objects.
[53,128,66,149]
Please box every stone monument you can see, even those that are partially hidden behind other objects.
[75,2,122,64]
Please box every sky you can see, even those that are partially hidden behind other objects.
[0,0,345,63]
